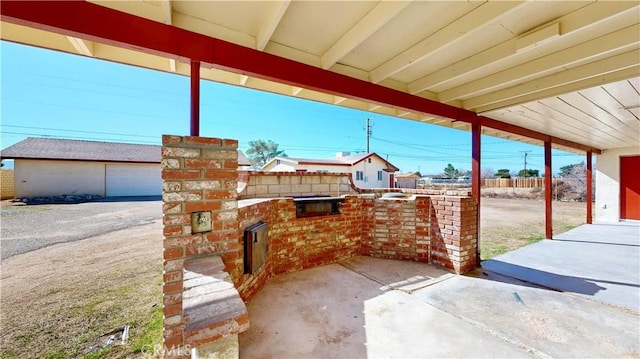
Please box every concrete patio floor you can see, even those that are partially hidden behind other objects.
[482,222,640,312]
[239,224,640,358]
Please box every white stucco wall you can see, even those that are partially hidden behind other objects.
[15,159,106,197]
[351,160,390,188]
[290,160,392,189]
[262,157,395,189]
[595,146,640,222]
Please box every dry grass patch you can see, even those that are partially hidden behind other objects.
[480,197,588,260]
[0,222,163,358]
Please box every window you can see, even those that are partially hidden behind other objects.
[356,171,364,181]
[276,159,281,165]
[377,171,383,181]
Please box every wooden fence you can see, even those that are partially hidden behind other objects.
[482,177,548,188]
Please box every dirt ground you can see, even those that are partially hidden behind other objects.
[0,220,163,358]
[0,197,587,358]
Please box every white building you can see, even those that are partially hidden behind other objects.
[262,152,399,189]
[595,146,640,222]
[0,137,250,198]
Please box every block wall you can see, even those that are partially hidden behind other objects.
[161,135,241,350]
[238,171,357,199]
[0,170,15,199]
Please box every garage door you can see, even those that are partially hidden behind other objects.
[105,164,161,197]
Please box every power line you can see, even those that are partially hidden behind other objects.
[1,124,158,139]
[4,98,178,121]
[0,131,160,144]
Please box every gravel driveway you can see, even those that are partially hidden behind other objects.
[0,198,162,260]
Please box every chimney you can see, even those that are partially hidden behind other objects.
[336,151,351,158]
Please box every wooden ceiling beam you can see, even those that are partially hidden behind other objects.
[256,0,290,51]
[468,52,640,112]
[369,1,527,84]
[65,36,93,56]
[408,1,640,94]
[0,0,601,154]
[440,24,640,103]
[320,1,411,70]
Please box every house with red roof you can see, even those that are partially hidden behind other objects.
[262,152,399,189]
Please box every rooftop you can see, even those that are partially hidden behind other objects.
[265,152,400,171]
[0,137,160,163]
[0,137,251,166]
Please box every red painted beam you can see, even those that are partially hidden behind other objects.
[586,151,593,224]
[190,60,200,136]
[0,1,602,154]
[471,122,481,263]
[544,141,553,239]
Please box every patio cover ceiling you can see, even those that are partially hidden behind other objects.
[2,1,639,154]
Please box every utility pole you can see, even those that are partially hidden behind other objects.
[365,118,373,153]
[520,150,531,178]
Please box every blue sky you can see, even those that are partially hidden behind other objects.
[1,41,587,175]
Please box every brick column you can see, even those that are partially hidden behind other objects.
[359,194,375,256]
[415,196,431,262]
[161,135,241,352]
[430,196,478,273]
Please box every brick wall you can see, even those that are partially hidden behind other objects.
[162,135,243,351]
[237,199,273,301]
[359,194,376,256]
[232,192,476,306]
[372,198,418,260]
[238,171,357,199]
[360,196,431,263]
[270,196,362,275]
[430,196,478,273]
[162,136,479,354]
[235,196,363,300]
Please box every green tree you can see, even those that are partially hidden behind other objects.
[443,163,459,178]
[246,139,287,169]
[494,169,511,178]
[518,169,539,177]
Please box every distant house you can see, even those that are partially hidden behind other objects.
[0,137,250,198]
[261,152,399,189]
[395,172,420,189]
